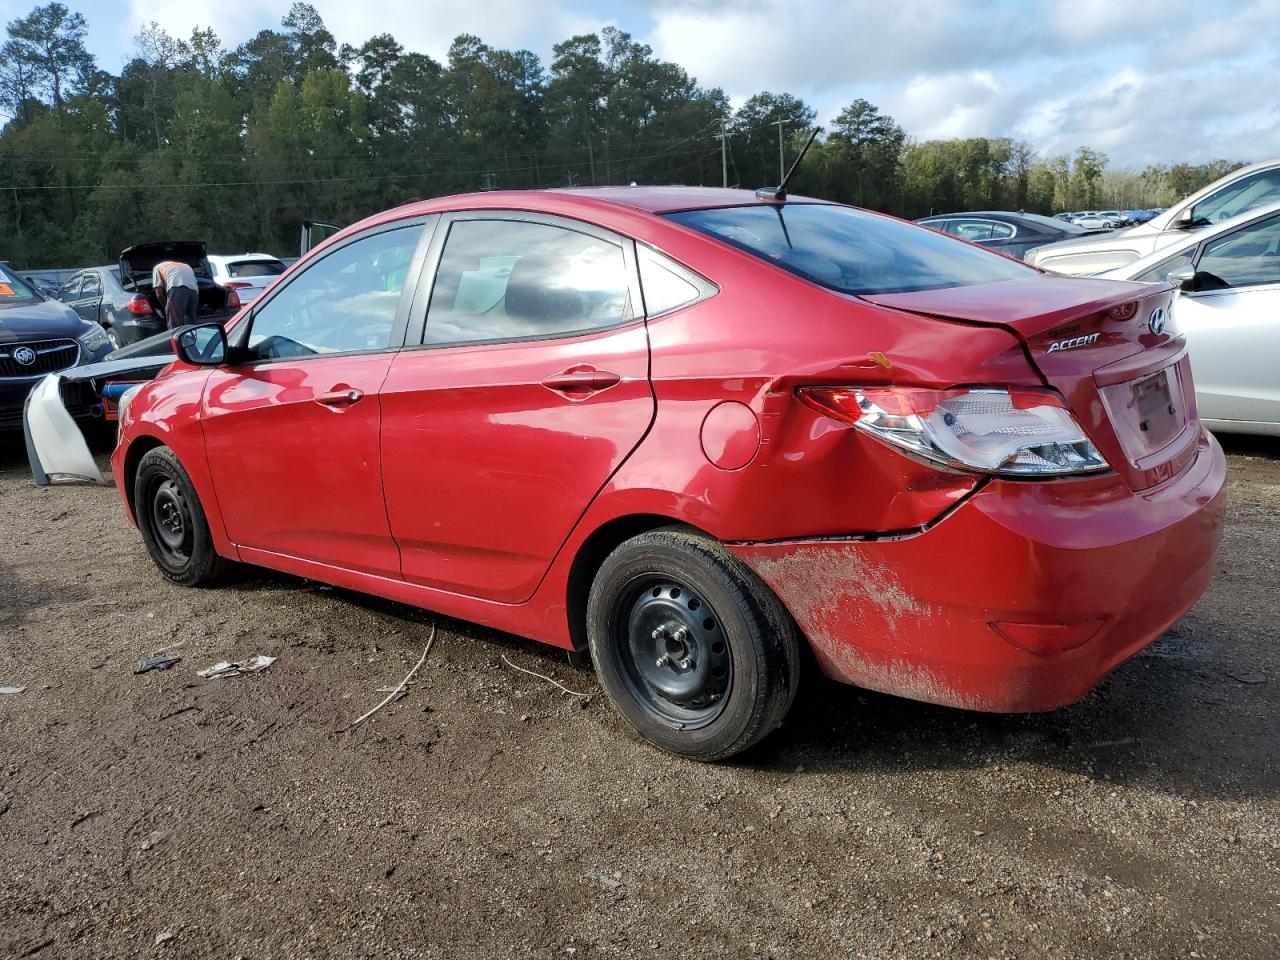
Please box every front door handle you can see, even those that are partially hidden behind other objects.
[316,386,364,409]
[541,366,621,397]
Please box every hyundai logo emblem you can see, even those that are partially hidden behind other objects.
[12,345,36,367]
[1148,307,1167,336]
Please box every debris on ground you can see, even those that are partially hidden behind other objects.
[0,686,25,695]
[349,626,436,729]
[501,653,590,699]
[135,655,181,675]
[154,930,175,946]
[197,655,277,679]
[140,830,168,851]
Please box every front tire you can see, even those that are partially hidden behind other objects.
[134,446,230,586]
[587,529,800,761]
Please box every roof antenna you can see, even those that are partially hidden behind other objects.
[756,126,822,203]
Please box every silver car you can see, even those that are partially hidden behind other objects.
[1097,199,1280,436]
[1028,158,1280,276]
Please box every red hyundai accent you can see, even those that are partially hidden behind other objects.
[31,187,1227,760]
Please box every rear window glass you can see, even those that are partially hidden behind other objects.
[228,259,286,278]
[668,203,1034,295]
[0,265,37,303]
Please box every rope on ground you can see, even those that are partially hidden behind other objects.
[348,625,436,730]
[501,654,590,699]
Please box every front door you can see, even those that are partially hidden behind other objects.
[1175,212,1280,425]
[379,213,654,603]
[200,219,432,577]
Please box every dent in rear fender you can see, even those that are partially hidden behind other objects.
[23,374,105,486]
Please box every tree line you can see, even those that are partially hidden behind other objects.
[0,2,1248,268]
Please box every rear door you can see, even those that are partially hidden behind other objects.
[199,217,434,577]
[1173,212,1280,424]
[379,211,653,603]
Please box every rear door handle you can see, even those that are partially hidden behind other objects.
[316,386,364,409]
[541,367,621,396]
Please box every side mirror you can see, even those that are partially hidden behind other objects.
[1173,207,1196,229]
[172,322,227,366]
[1167,265,1200,292]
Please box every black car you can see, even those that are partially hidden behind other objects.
[57,241,236,349]
[915,210,1093,260]
[0,264,115,432]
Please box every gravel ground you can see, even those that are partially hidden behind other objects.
[1,434,1277,960]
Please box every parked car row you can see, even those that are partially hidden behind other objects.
[0,242,288,433]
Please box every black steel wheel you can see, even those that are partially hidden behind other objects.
[134,445,231,586]
[619,578,733,728]
[587,528,801,761]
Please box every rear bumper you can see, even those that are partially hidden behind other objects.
[730,430,1227,713]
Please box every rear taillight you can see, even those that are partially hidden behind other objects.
[225,287,242,310]
[798,385,1109,477]
[126,296,152,316]
[224,281,252,289]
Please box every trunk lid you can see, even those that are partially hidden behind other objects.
[119,241,211,287]
[864,277,1198,491]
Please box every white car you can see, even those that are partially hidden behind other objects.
[1028,158,1280,276]
[1097,199,1280,436]
[1070,212,1119,230]
[207,253,287,305]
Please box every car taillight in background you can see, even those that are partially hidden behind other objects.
[798,385,1109,477]
[126,296,152,316]
[225,286,242,310]
[224,281,253,289]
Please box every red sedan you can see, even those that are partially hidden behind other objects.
[34,188,1227,760]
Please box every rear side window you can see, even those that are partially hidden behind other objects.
[424,219,631,345]
[246,224,423,361]
[80,274,101,297]
[229,259,286,278]
[669,203,1033,296]
[638,248,703,316]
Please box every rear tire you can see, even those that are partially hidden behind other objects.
[587,529,800,761]
[134,446,230,587]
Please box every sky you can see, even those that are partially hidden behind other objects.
[3,0,1279,169]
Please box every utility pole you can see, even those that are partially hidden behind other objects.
[720,118,729,188]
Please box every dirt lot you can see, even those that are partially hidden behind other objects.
[1,436,1277,960]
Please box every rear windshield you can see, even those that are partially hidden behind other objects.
[228,259,286,278]
[668,203,1034,295]
[0,265,38,305]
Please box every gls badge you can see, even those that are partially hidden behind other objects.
[1148,307,1167,335]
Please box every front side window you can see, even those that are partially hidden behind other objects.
[1191,169,1280,226]
[1194,215,1280,289]
[424,219,631,345]
[57,276,83,301]
[670,203,1034,296]
[246,225,423,361]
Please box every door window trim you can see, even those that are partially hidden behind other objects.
[402,209,645,351]
[227,214,440,364]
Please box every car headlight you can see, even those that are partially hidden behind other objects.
[77,325,111,353]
